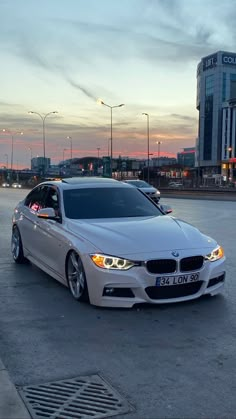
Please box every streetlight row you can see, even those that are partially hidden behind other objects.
[2,103,161,177]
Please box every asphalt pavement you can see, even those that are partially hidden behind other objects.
[0,188,236,419]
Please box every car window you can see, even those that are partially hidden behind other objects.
[126,180,150,188]
[63,187,162,219]
[44,186,60,212]
[24,185,48,212]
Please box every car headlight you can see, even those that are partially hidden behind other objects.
[205,246,224,262]
[90,254,138,270]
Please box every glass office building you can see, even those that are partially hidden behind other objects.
[196,51,236,181]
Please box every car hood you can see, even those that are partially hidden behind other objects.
[67,216,216,257]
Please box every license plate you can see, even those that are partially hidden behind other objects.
[156,273,200,287]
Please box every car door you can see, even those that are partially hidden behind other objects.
[19,185,49,258]
[33,186,67,279]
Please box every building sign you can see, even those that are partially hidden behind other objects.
[203,53,217,71]
[222,53,236,66]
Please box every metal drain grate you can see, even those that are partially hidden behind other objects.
[19,374,131,419]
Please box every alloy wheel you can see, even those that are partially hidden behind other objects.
[67,251,88,301]
[11,227,20,260]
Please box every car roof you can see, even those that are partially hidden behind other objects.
[38,177,133,190]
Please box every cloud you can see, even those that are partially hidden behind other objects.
[66,78,97,101]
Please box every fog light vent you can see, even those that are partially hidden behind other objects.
[103,287,135,298]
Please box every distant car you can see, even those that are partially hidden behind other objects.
[169,181,183,188]
[11,177,226,308]
[2,182,10,188]
[12,183,22,188]
[123,180,160,202]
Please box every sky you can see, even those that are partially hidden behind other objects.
[1,0,236,169]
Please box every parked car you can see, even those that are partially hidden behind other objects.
[11,177,226,308]
[169,181,183,188]
[12,183,22,188]
[123,179,160,202]
[2,182,10,188]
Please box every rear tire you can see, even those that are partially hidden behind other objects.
[11,226,28,264]
[66,251,89,302]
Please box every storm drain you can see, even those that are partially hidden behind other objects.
[18,374,131,419]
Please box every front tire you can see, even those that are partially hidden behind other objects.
[11,226,27,264]
[66,251,89,302]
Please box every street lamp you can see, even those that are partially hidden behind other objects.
[63,148,67,162]
[66,136,73,160]
[142,113,150,183]
[66,136,73,175]
[98,100,125,177]
[156,141,162,185]
[4,153,8,169]
[28,110,58,175]
[2,129,23,171]
[156,141,162,161]
[97,147,101,175]
[27,147,33,169]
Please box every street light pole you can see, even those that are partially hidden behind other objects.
[156,141,162,185]
[98,100,124,177]
[66,136,72,160]
[4,153,8,169]
[28,110,58,175]
[142,113,150,183]
[97,147,100,175]
[63,148,67,162]
[2,129,23,172]
[11,135,14,171]
[156,141,162,161]
[28,147,33,168]
[66,136,73,175]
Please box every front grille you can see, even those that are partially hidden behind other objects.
[145,281,203,299]
[146,259,176,274]
[180,256,204,272]
[207,274,225,288]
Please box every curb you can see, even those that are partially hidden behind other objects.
[0,359,31,419]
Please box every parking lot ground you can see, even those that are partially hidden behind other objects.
[0,189,236,418]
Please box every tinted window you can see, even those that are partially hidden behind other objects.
[24,186,48,212]
[63,187,162,219]
[44,186,60,211]
[126,180,150,188]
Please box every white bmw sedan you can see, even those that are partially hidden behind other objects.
[11,177,226,308]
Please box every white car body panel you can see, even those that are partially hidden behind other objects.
[67,217,216,256]
[12,178,226,308]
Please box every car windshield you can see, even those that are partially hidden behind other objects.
[63,187,162,219]
[126,180,151,188]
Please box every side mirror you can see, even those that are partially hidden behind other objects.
[37,208,57,219]
[159,204,173,215]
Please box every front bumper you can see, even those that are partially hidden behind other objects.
[84,253,226,308]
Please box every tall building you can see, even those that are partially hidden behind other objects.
[31,157,51,173]
[177,148,195,167]
[196,51,236,180]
